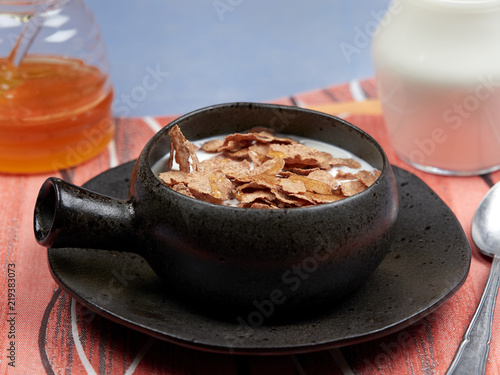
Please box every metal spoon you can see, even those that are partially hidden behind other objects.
[445,182,500,375]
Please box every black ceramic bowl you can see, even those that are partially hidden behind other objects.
[35,102,399,316]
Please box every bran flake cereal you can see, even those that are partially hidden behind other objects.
[158,126,380,208]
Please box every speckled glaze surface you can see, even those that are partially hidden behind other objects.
[47,161,470,355]
[35,102,399,313]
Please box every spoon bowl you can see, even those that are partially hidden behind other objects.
[471,183,500,257]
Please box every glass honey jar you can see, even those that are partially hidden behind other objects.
[0,0,114,173]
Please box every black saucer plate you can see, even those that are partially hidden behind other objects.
[48,162,471,355]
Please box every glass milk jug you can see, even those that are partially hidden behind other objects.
[371,0,500,175]
[0,0,114,173]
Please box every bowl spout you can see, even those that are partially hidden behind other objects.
[34,177,137,252]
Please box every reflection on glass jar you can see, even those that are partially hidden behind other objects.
[0,0,114,174]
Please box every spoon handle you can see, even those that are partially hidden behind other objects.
[445,255,500,375]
